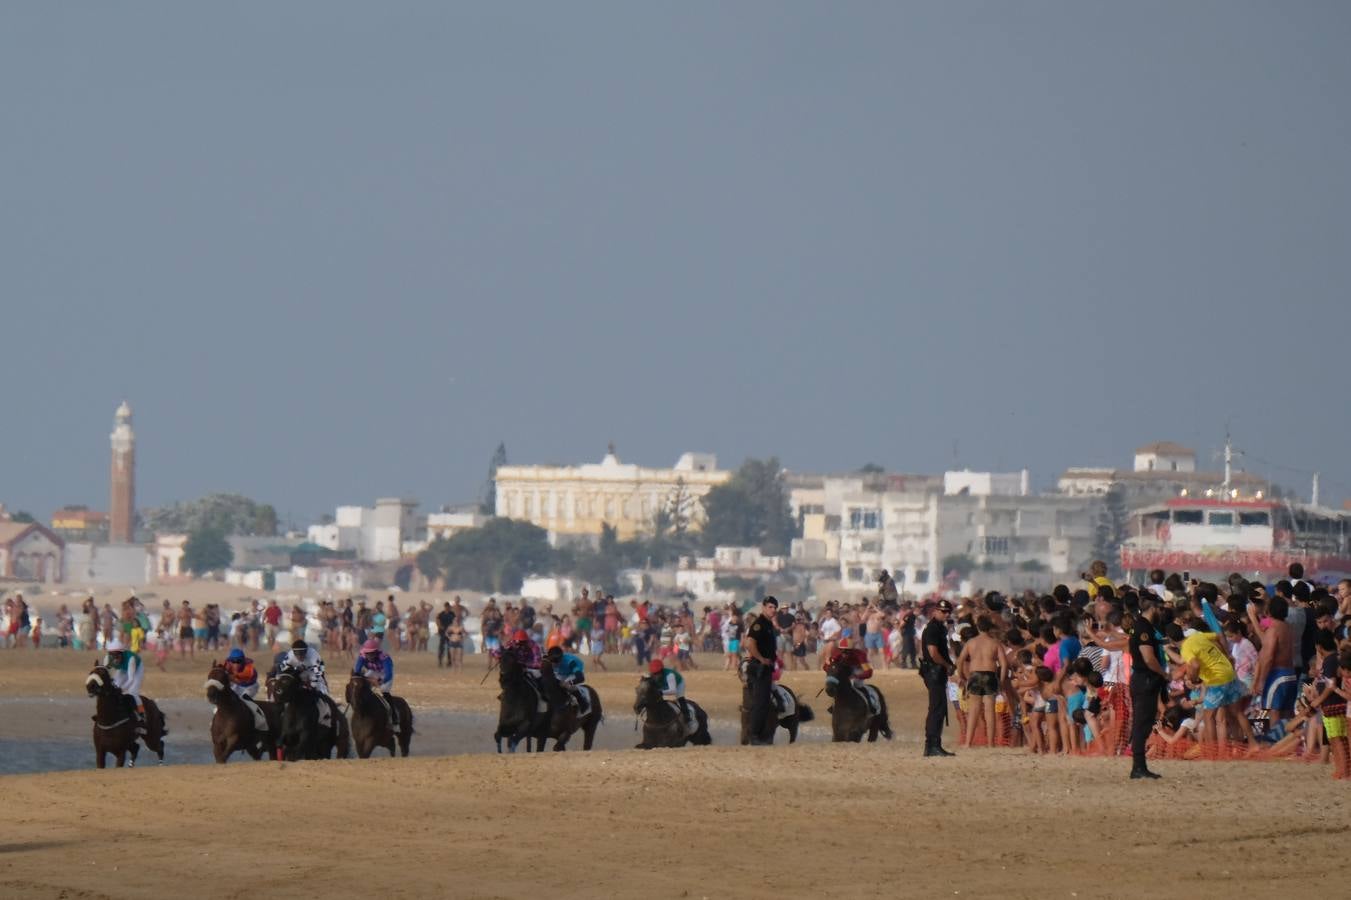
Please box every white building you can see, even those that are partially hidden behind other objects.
[307,498,419,561]
[426,509,489,542]
[0,521,65,582]
[494,448,729,542]
[835,472,1100,594]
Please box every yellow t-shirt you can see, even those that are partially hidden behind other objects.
[1180,631,1234,686]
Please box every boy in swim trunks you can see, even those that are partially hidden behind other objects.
[957,616,1006,749]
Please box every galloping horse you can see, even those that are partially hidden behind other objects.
[737,659,814,745]
[538,659,603,751]
[633,675,712,749]
[493,650,548,753]
[345,674,414,758]
[272,667,350,760]
[823,657,893,743]
[86,664,167,768]
[205,663,281,762]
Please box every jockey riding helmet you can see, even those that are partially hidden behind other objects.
[513,629,529,643]
[648,658,663,674]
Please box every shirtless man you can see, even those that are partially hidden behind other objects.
[957,616,1007,749]
[1252,596,1297,721]
[865,603,887,668]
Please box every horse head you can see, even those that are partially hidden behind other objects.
[85,665,114,698]
[345,673,370,705]
[633,676,658,716]
[204,663,231,703]
[273,668,302,703]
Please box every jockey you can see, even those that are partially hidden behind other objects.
[104,637,146,734]
[546,645,590,716]
[505,628,542,679]
[354,639,394,693]
[223,647,259,699]
[280,639,330,696]
[824,637,876,712]
[354,638,398,728]
[649,658,693,730]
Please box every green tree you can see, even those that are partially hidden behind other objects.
[10,510,36,524]
[701,458,794,554]
[144,493,278,536]
[857,463,885,474]
[479,442,508,515]
[417,517,550,593]
[183,528,234,575]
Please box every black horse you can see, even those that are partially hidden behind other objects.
[205,663,281,762]
[633,675,712,749]
[538,659,603,751]
[737,659,814,745]
[86,664,167,768]
[345,673,414,758]
[493,651,548,753]
[823,658,893,743]
[272,667,350,760]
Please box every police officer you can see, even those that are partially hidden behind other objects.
[920,599,956,757]
[1128,595,1167,779]
[745,596,780,746]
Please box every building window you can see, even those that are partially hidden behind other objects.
[861,541,880,553]
[1208,512,1234,527]
[914,568,929,584]
[1172,510,1204,525]
[982,536,1009,556]
[847,567,865,582]
[849,508,880,529]
[1239,511,1270,526]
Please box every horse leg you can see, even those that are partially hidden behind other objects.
[582,718,598,751]
[787,718,800,744]
[95,744,106,769]
[867,720,880,742]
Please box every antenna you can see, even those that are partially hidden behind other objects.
[1214,426,1243,496]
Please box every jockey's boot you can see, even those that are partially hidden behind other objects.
[135,704,147,736]
[379,692,397,730]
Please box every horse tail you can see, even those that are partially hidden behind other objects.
[798,703,816,723]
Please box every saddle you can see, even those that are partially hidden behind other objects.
[526,675,548,714]
[772,685,796,720]
[316,696,334,731]
[566,686,591,718]
[856,684,881,717]
[241,695,269,732]
[664,700,697,735]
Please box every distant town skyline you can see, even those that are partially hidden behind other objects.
[2,3,1349,522]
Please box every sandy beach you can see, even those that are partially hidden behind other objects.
[1,649,1346,899]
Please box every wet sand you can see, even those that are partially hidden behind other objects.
[0,651,1345,899]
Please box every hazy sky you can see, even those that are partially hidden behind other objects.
[3,2,1349,525]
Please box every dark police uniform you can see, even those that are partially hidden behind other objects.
[920,614,953,753]
[1128,617,1166,776]
[746,611,778,744]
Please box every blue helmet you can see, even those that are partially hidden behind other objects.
[227,648,245,662]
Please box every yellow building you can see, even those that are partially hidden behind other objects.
[494,448,729,541]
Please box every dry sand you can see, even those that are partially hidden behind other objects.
[1,651,1346,899]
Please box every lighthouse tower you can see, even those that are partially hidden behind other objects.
[109,401,136,543]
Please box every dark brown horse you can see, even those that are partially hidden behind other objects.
[633,675,712,749]
[737,659,814,745]
[272,667,351,760]
[86,664,167,768]
[345,674,414,758]
[539,660,603,751]
[205,663,281,762]
[824,658,893,743]
[493,651,548,753]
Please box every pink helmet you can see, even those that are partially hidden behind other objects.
[361,638,381,654]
